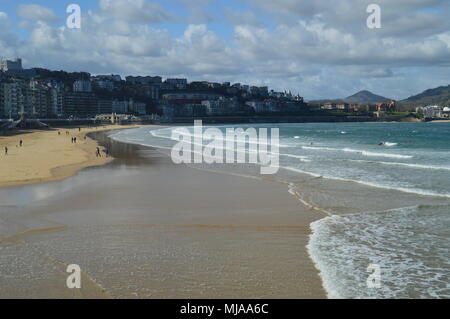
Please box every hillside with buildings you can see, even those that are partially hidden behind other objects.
[0,58,309,123]
[3,57,447,124]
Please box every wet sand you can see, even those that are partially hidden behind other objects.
[0,131,327,299]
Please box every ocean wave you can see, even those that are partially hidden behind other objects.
[151,127,290,148]
[307,205,450,298]
[383,142,398,147]
[348,159,450,171]
[279,165,450,199]
[301,146,413,159]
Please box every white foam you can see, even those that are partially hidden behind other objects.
[301,146,413,159]
[383,142,398,147]
[307,206,450,298]
[154,126,290,147]
[349,159,450,171]
[342,148,412,159]
[280,165,450,199]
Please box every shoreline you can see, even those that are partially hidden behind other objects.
[104,131,329,298]
[1,123,447,298]
[0,130,327,298]
[0,124,155,189]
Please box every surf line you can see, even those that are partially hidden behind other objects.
[170,120,280,175]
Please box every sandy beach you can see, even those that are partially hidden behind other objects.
[0,125,150,189]
[0,130,327,299]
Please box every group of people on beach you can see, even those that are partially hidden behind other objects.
[2,127,110,159]
[60,128,109,158]
[3,139,23,155]
[96,146,110,158]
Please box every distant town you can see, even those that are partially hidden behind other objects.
[0,58,449,126]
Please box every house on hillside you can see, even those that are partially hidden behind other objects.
[376,100,396,112]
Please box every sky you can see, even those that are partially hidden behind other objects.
[0,0,449,100]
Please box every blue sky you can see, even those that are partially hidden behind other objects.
[0,0,449,100]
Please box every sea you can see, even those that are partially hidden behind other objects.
[110,122,450,299]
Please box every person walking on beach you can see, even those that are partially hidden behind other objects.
[74,137,77,143]
[19,140,23,147]
[4,147,8,155]
[96,147,101,157]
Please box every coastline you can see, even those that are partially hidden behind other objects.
[0,124,154,189]
[0,129,327,298]
[2,122,448,298]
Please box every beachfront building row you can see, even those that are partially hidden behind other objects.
[0,79,63,118]
[416,105,449,119]
[0,77,151,119]
[0,57,309,121]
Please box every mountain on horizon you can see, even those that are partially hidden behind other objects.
[308,90,390,105]
[401,84,450,107]
[343,90,390,104]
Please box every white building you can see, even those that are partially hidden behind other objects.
[73,79,92,93]
[29,80,49,117]
[442,107,450,118]
[417,105,443,119]
[96,80,114,91]
[0,82,21,118]
[202,97,238,115]
[245,100,278,113]
[0,58,23,72]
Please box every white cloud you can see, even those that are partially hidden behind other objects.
[16,4,60,22]
[2,1,449,100]
[224,8,262,27]
[99,0,173,23]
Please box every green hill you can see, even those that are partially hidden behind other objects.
[401,85,450,107]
